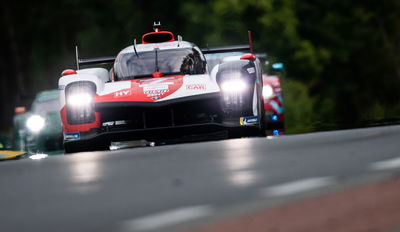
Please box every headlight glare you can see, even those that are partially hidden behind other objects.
[67,93,93,107]
[262,85,274,98]
[26,115,45,133]
[221,79,247,93]
[65,82,96,125]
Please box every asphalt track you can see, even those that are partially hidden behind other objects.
[1,125,400,231]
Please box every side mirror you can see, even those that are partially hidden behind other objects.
[14,106,26,115]
[109,68,115,82]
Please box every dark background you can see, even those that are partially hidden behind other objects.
[1,0,400,135]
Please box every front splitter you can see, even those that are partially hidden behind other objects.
[64,123,261,151]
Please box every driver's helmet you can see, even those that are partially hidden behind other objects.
[180,49,206,75]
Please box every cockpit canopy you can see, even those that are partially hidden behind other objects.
[114,47,207,80]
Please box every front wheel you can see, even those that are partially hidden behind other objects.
[64,141,86,154]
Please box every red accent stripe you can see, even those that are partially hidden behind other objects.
[95,76,184,103]
[190,178,400,232]
[60,106,101,133]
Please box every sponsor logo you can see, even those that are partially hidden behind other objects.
[247,67,255,74]
[102,120,128,127]
[139,78,174,87]
[139,78,175,98]
[240,116,259,125]
[186,83,206,90]
[102,121,114,126]
[143,85,168,92]
[64,132,80,141]
[132,77,182,100]
[114,90,131,98]
[144,89,169,95]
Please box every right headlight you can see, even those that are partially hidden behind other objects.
[220,79,247,93]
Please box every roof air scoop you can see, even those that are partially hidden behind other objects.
[142,22,175,44]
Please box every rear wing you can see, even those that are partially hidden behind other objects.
[77,56,115,68]
[75,29,254,69]
[200,44,251,54]
[75,45,251,70]
[75,46,115,70]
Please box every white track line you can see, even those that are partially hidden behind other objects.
[122,205,213,231]
[369,157,400,171]
[260,177,336,197]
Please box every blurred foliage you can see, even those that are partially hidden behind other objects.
[1,0,400,134]
[281,79,315,134]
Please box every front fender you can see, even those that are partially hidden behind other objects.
[58,68,108,107]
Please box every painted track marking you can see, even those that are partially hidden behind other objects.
[260,177,335,197]
[121,205,213,231]
[369,157,400,171]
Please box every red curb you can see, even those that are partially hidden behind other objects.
[190,178,400,232]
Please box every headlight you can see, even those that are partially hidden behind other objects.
[262,85,274,98]
[67,93,93,107]
[26,115,45,133]
[221,79,247,93]
[65,82,96,125]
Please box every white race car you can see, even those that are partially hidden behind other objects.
[59,23,268,153]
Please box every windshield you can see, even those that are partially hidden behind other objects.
[114,48,206,80]
[32,99,60,113]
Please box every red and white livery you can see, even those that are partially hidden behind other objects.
[59,23,279,153]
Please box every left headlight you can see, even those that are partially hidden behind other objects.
[65,82,96,125]
[26,115,45,133]
[67,93,93,107]
[220,79,247,93]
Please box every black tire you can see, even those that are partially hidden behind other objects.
[64,140,110,154]
[64,142,85,154]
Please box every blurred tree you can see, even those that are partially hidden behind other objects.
[181,0,400,132]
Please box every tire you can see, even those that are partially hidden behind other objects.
[64,141,94,154]
[64,140,109,154]
[64,142,84,154]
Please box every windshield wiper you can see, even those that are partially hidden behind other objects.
[133,39,139,57]
[154,48,160,72]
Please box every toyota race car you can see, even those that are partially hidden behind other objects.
[59,23,278,153]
